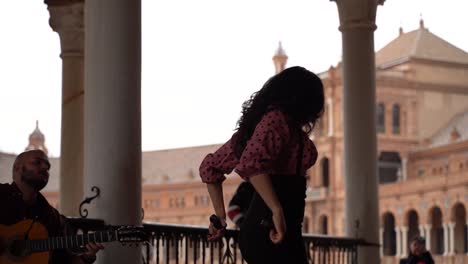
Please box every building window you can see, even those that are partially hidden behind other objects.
[319,215,328,235]
[321,157,329,187]
[392,104,400,134]
[377,103,385,133]
[378,152,402,183]
[383,212,396,256]
[430,207,444,255]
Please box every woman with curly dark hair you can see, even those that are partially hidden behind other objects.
[199,66,325,263]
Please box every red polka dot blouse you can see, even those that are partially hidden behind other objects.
[199,109,318,183]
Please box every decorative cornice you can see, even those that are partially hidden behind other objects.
[331,0,385,31]
[409,139,468,158]
[46,1,84,55]
[376,76,468,95]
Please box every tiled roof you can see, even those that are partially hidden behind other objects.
[142,144,222,184]
[0,143,222,191]
[376,25,468,67]
[428,109,468,148]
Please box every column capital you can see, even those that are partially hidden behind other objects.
[46,1,84,56]
[331,0,385,31]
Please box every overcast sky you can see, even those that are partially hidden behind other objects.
[1,0,467,157]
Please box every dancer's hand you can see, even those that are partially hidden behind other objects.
[207,216,227,241]
[270,207,286,244]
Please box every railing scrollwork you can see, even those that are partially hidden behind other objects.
[79,186,100,218]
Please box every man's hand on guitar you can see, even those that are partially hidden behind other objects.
[80,242,104,263]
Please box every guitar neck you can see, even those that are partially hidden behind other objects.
[26,230,117,253]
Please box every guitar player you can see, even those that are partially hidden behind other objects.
[0,150,104,263]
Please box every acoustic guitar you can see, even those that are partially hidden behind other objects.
[0,219,148,264]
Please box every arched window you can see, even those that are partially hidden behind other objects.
[303,216,310,233]
[319,215,328,235]
[430,207,444,255]
[377,103,385,133]
[383,212,396,256]
[452,203,467,254]
[392,104,401,134]
[407,210,420,248]
[321,157,330,187]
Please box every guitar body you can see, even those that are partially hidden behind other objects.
[0,219,50,264]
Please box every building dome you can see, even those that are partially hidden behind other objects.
[25,120,48,154]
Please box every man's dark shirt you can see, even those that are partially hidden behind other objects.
[405,251,435,264]
[0,182,76,263]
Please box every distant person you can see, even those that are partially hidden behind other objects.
[227,181,254,228]
[404,236,434,264]
[199,66,324,264]
[0,150,103,263]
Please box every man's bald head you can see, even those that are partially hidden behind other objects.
[12,150,49,180]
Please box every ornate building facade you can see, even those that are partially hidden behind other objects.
[1,21,467,263]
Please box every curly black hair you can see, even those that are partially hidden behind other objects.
[233,66,325,158]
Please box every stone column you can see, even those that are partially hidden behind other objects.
[46,0,84,216]
[331,0,384,262]
[424,224,432,251]
[448,222,455,255]
[401,226,408,257]
[443,223,449,255]
[401,157,408,181]
[395,227,401,257]
[419,225,425,238]
[84,0,142,263]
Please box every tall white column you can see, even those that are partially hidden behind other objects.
[419,225,425,238]
[424,224,432,251]
[84,0,142,263]
[395,227,401,257]
[46,0,84,217]
[448,222,455,255]
[443,223,449,255]
[331,0,384,262]
[401,226,408,257]
[401,158,408,181]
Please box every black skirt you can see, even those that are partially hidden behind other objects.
[239,174,308,264]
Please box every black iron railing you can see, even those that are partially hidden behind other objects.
[65,218,372,264]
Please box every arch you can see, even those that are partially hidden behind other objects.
[318,215,328,235]
[382,212,396,256]
[406,210,420,249]
[451,203,467,254]
[392,104,401,134]
[429,206,444,255]
[376,102,385,133]
[378,151,401,183]
[320,157,330,187]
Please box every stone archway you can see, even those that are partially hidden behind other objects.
[429,206,444,255]
[451,203,467,254]
[382,212,396,256]
[407,210,420,249]
[318,215,328,235]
